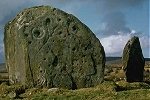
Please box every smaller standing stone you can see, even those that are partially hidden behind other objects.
[122,36,145,82]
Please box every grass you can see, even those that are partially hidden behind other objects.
[0,81,150,100]
[0,61,149,99]
[27,81,117,100]
[115,89,150,100]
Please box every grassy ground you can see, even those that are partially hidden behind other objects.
[0,81,150,100]
[0,60,149,99]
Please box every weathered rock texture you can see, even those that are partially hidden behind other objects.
[4,6,105,89]
[122,36,145,82]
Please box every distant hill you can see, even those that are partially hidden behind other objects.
[0,63,5,69]
[145,58,150,61]
[106,57,121,61]
[0,57,149,70]
[0,63,6,72]
[0,53,5,63]
[106,57,150,64]
[106,57,121,64]
[106,57,150,61]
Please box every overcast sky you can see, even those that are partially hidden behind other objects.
[0,0,149,62]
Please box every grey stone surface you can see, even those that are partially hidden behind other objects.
[4,6,105,89]
[122,36,145,82]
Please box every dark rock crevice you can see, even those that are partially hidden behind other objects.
[28,54,35,87]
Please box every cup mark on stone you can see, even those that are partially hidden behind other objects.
[24,34,28,37]
[43,58,46,61]
[57,18,61,22]
[28,41,32,44]
[52,56,58,67]
[69,23,78,34]
[45,18,50,25]
[53,8,56,12]
[58,31,62,35]
[48,64,50,67]
[33,29,40,38]
[72,47,76,51]
[46,51,49,54]
[32,28,46,39]
[72,25,78,32]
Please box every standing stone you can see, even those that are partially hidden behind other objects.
[122,36,145,82]
[4,6,105,89]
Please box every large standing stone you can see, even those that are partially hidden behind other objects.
[122,36,145,82]
[4,6,105,89]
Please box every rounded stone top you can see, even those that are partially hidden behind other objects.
[4,6,105,89]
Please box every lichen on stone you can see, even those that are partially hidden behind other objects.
[4,6,105,89]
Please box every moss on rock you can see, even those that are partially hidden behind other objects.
[4,6,105,89]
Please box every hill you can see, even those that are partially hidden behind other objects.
[0,63,5,72]
[106,57,150,65]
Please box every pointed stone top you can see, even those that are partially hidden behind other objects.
[122,36,145,82]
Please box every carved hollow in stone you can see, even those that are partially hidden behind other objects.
[4,6,105,89]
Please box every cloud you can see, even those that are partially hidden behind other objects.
[140,36,150,49]
[99,12,131,36]
[99,34,130,55]
[98,34,150,57]
[0,0,148,61]
[0,43,4,53]
[0,0,29,23]
[0,43,4,63]
[101,0,145,12]
[60,1,83,14]
[0,0,36,63]
[95,0,147,36]
[0,0,35,40]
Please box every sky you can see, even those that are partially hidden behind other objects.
[0,0,149,62]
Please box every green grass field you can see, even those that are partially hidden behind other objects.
[0,81,150,100]
[0,58,150,100]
